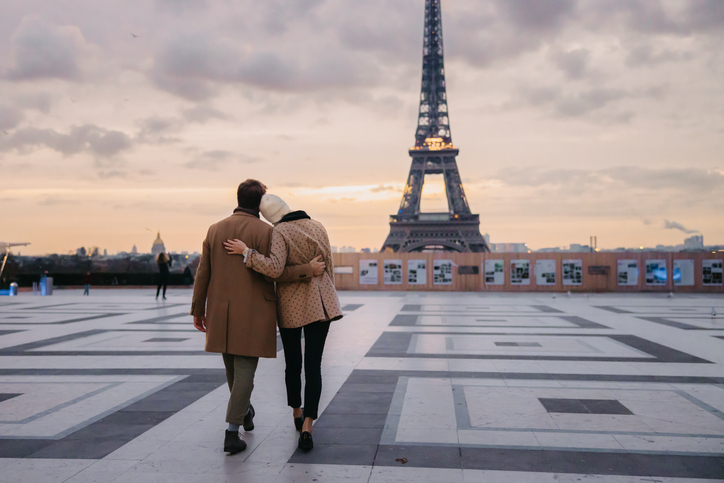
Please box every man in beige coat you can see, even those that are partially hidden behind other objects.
[191,179,324,454]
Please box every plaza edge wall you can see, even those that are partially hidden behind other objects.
[330,252,724,293]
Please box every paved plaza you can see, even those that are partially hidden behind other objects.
[0,290,723,482]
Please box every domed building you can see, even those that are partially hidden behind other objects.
[151,231,166,258]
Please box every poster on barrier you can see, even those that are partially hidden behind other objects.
[408,259,427,285]
[484,259,504,285]
[645,259,667,285]
[433,259,453,285]
[510,259,530,285]
[703,259,723,285]
[673,259,694,286]
[383,259,403,285]
[562,259,583,286]
[617,259,638,286]
[359,259,378,285]
[535,259,556,285]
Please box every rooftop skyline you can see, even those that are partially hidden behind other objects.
[2,0,722,256]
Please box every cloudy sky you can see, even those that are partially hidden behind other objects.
[1,0,722,255]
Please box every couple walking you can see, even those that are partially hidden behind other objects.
[190,179,342,454]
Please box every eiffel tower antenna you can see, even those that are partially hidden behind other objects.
[381,0,490,253]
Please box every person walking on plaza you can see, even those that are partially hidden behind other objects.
[191,180,324,455]
[82,272,91,296]
[224,193,343,451]
[156,252,172,300]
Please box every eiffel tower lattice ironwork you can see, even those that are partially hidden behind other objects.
[381,0,490,253]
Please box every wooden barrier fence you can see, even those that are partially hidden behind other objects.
[330,252,724,293]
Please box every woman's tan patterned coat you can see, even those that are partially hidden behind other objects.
[246,217,342,329]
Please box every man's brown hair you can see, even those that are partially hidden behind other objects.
[237,179,267,209]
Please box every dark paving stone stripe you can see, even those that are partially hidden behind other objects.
[389,314,418,326]
[367,352,673,362]
[608,334,712,363]
[636,316,724,331]
[0,313,120,325]
[560,315,609,329]
[5,351,206,356]
[366,331,709,363]
[366,332,413,356]
[0,330,23,336]
[313,413,389,429]
[127,313,193,324]
[342,304,363,311]
[595,306,633,314]
[636,316,700,330]
[0,393,22,403]
[532,305,564,314]
[0,329,107,353]
[461,448,724,479]
[0,368,226,376]
[401,304,422,311]
[0,373,227,459]
[313,427,383,445]
[336,383,397,394]
[350,368,724,386]
[388,314,608,329]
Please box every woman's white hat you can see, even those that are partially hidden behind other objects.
[260,193,290,224]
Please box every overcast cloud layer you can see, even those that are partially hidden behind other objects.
[1,0,722,254]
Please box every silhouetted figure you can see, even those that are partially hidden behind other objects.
[83,272,91,296]
[183,266,193,286]
[156,253,172,300]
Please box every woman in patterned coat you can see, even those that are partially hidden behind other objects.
[223,194,342,451]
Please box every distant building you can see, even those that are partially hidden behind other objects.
[569,244,591,252]
[684,235,704,249]
[103,249,107,257]
[331,246,338,253]
[76,247,87,257]
[491,243,528,253]
[131,245,138,255]
[361,248,371,253]
[151,232,166,257]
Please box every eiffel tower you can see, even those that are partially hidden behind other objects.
[381,0,490,253]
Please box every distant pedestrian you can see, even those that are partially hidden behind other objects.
[83,272,91,296]
[156,253,172,300]
[183,266,194,286]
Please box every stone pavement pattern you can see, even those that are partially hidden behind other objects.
[0,289,723,482]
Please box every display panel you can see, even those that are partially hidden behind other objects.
[703,259,723,286]
[617,259,639,286]
[535,259,556,285]
[383,259,403,285]
[673,259,694,286]
[407,259,427,285]
[484,259,504,285]
[562,259,583,286]
[510,259,530,285]
[645,259,667,285]
[359,259,378,285]
[432,259,453,285]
